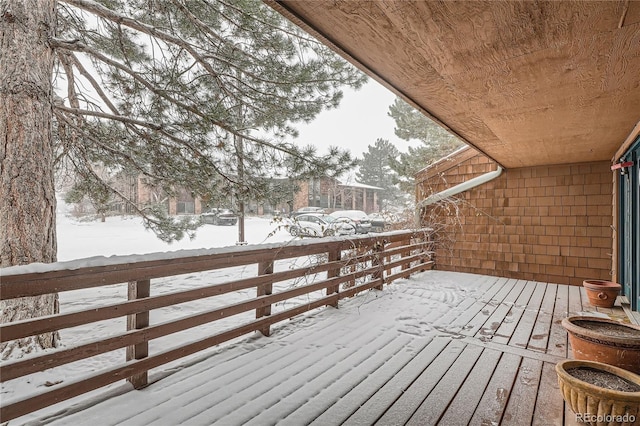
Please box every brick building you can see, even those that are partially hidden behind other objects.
[293,177,381,214]
[132,176,381,217]
[134,178,204,216]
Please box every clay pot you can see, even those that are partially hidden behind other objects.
[556,360,640,426]
[562,316,640,374]
[583,279,621,308]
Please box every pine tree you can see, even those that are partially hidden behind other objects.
[1,0,61,359]
[356,138,399,209]
[0,0,366,357]
[50,0,365,241]
[388,97,464,192]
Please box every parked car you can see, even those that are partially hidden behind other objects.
[329,210,372,234]
[289,213,356,237]
[367,212,402,232]
[201,208,238,226]
[200,210,217,224]
[367,212,387,232]
[289,206,325,218]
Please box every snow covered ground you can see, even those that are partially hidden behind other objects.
[55,211,292,261]
[2,209,326,419]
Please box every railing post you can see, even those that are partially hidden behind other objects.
[420,232,432,271]
[402,237,411,271]
[126,279,150,389]
[326,248,341,308]
[372,241,384,290]
[384,242,393,276]
[256,261,273,336]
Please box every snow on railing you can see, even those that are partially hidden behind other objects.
[0,229,433,423]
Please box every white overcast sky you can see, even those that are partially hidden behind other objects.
[291,79,420,160]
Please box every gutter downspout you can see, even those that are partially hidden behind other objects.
[414,166,504,224]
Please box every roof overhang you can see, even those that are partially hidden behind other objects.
[266,1,640,168]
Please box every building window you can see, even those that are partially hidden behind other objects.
[177,201,195,214]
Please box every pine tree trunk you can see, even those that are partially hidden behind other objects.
[0,0,59,359]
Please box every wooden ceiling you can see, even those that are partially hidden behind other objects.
[267,1,640,168]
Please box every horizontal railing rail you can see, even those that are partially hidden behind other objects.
[0,229,433,422]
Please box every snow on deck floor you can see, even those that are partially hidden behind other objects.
[20,270,578,426]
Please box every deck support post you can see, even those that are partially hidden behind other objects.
[256,261,274,336]
[126,279,150,389]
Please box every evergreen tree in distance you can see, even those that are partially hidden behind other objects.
[388,97,464,192]
[356,138,400,210]
[0,0,365,357]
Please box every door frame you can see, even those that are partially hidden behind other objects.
[618,136,640,311]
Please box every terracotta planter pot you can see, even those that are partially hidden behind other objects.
[556,360,640,426]
[562,316,640,374]
[583,279,621,308]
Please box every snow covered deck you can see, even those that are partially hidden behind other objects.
[23,271,628,426]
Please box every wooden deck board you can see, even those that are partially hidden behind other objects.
[547,284,569,358]
[435,347,503,425]
[432,276,506,330]
[527,283,557,353]
[461,278,516,336]
[566,285,584,357]
[406,344,484,425]
[374,340,467,425]
[501,357,544,425]
[568,285,583,316]
[21,272,634,426]
[492,280,537,345]
[507,281,547,349]
[274,333,421,426]
[532,362,564,425]
[343,337,450,426]
[579,285,591,312]
[463,278,521,338]
[419,276,504,330]
[473,279,528,341]
[468,352,522,425]
[308,337,434,426]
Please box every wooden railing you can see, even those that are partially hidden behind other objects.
[0,229,433,422]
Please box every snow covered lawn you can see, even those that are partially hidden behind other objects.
[1,212,314,417]
[55,213,292,261]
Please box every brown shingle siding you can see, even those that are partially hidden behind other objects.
[417,147,613,286]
